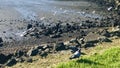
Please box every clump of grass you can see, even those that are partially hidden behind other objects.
[56,47,120,68]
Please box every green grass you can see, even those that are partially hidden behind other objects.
[56,47,120,68]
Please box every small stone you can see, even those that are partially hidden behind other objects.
[26,58,33,63]
[49,34,61,38]
[6,58,17,66]
[40,51,48,57]
[44,49,50,53]
[14,50,24,58]
[0,37,3,47]
[16,57,25,63]
[27,24,32,29]
[42,45,48,50]
[69,38,77,43]
[27,48,39,56]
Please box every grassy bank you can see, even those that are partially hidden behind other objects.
[56,38,120,68]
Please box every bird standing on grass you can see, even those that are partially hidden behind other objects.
[69,48,81,59]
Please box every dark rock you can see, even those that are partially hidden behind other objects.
[26,58,33,63]
[27,48,39,56]
[35,45,43,50]
[98,37,112,42]
[40,51,48,57]
[110,31,120,37]
[38,49,42,54]
[14,50,24,58]
[27,24,32,29]
[0,54,13,64]
[0,37,3,47]
[55,42,66,51]
[6,58,17,66]
[84,43,95,48]
[49,33,61,38]
[99,29,110,37]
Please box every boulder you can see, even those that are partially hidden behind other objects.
[84,42,95,48]
[6,58,17,66]
[27,47,39,56]
[55,42,66,51]
[99,29,110,37]
[98,36,112,42]
[0,54,13,64]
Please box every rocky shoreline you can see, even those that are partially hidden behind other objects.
[0,20,120,67]
[0,0,120,67]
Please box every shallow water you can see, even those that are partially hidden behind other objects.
[0,0,103,20]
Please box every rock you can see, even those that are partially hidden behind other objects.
[49,33,61,38]
[27,24,32,29]
[44,49,50,53]
[98,36,112,42]
[118,10,120,15]
[99,29,110,37]
[0,64,5,68]
[26,58,33,63]
[27,47,39,56]
[69,38,83,48]
[84,42,94,48]
[0,54,7,64]
[69,38,77,43]
[16,57,25,63]
[34,45,43,50]
[38,49,42,54]
[84,32,102,43]
[0,37,3,47]
[42,45,49,50]
[6,58,17,66]
[39,51,48,57]
[55,42,66,51]
[14,50,24,58]
[0,54,13,64]
[77,38,85,44]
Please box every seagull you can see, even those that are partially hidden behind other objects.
[69,48,81,59]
